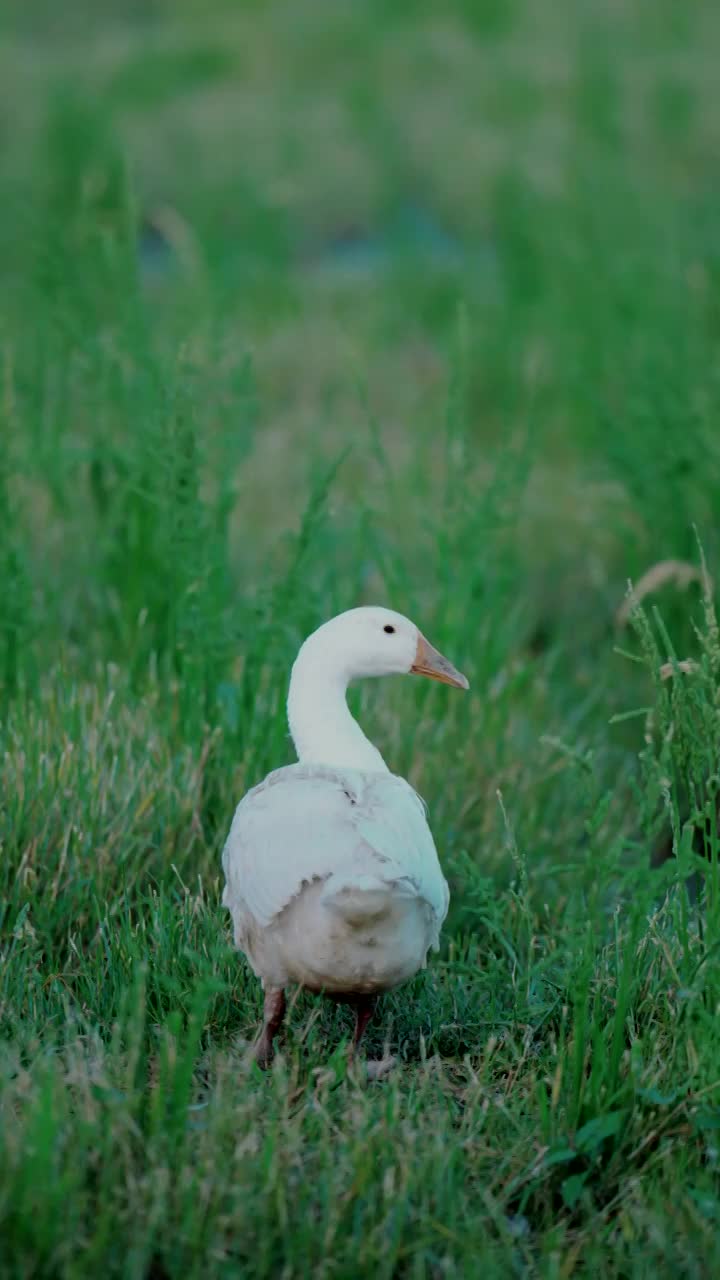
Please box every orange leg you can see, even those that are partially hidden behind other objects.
[349,995,376,1055]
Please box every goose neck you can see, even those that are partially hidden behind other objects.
[287,644,389,773]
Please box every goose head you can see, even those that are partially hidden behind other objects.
[288,607,468,770]
[298,607,469,689]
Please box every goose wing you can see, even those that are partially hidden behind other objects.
[221,764,449,933]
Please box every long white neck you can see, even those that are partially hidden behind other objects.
[287,641,389,773]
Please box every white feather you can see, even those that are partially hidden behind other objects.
[221,607,462,998]
[223,765,448,926]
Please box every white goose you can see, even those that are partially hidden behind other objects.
[222,606,468,1066]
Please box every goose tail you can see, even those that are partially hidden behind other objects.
[321,874,416,927]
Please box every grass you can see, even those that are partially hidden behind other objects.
[2,0,720,1274]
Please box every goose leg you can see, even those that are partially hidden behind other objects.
[351,995,376,1052]
[349,996,396,1080]
[254,987,286,1068]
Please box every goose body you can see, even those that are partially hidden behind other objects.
[223,764,447,994]
[221,606,468,1064]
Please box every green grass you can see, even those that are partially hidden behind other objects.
[3,0,720,1274]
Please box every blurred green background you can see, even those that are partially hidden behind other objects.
[3,2,720,1275]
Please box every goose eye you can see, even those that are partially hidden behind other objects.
[383,624,396,634]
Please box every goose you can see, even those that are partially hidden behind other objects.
[221,606,468,1067]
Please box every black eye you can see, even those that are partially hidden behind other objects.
[383,624,396,634]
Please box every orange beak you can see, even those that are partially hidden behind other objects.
[411,633,469,691]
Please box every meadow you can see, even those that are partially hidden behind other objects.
[2,1,720,1274]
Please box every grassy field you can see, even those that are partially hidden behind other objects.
[3,0,720,1274]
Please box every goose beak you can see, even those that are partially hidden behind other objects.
[411,633,469,691]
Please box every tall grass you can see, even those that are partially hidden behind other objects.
[2,1,720,1274]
